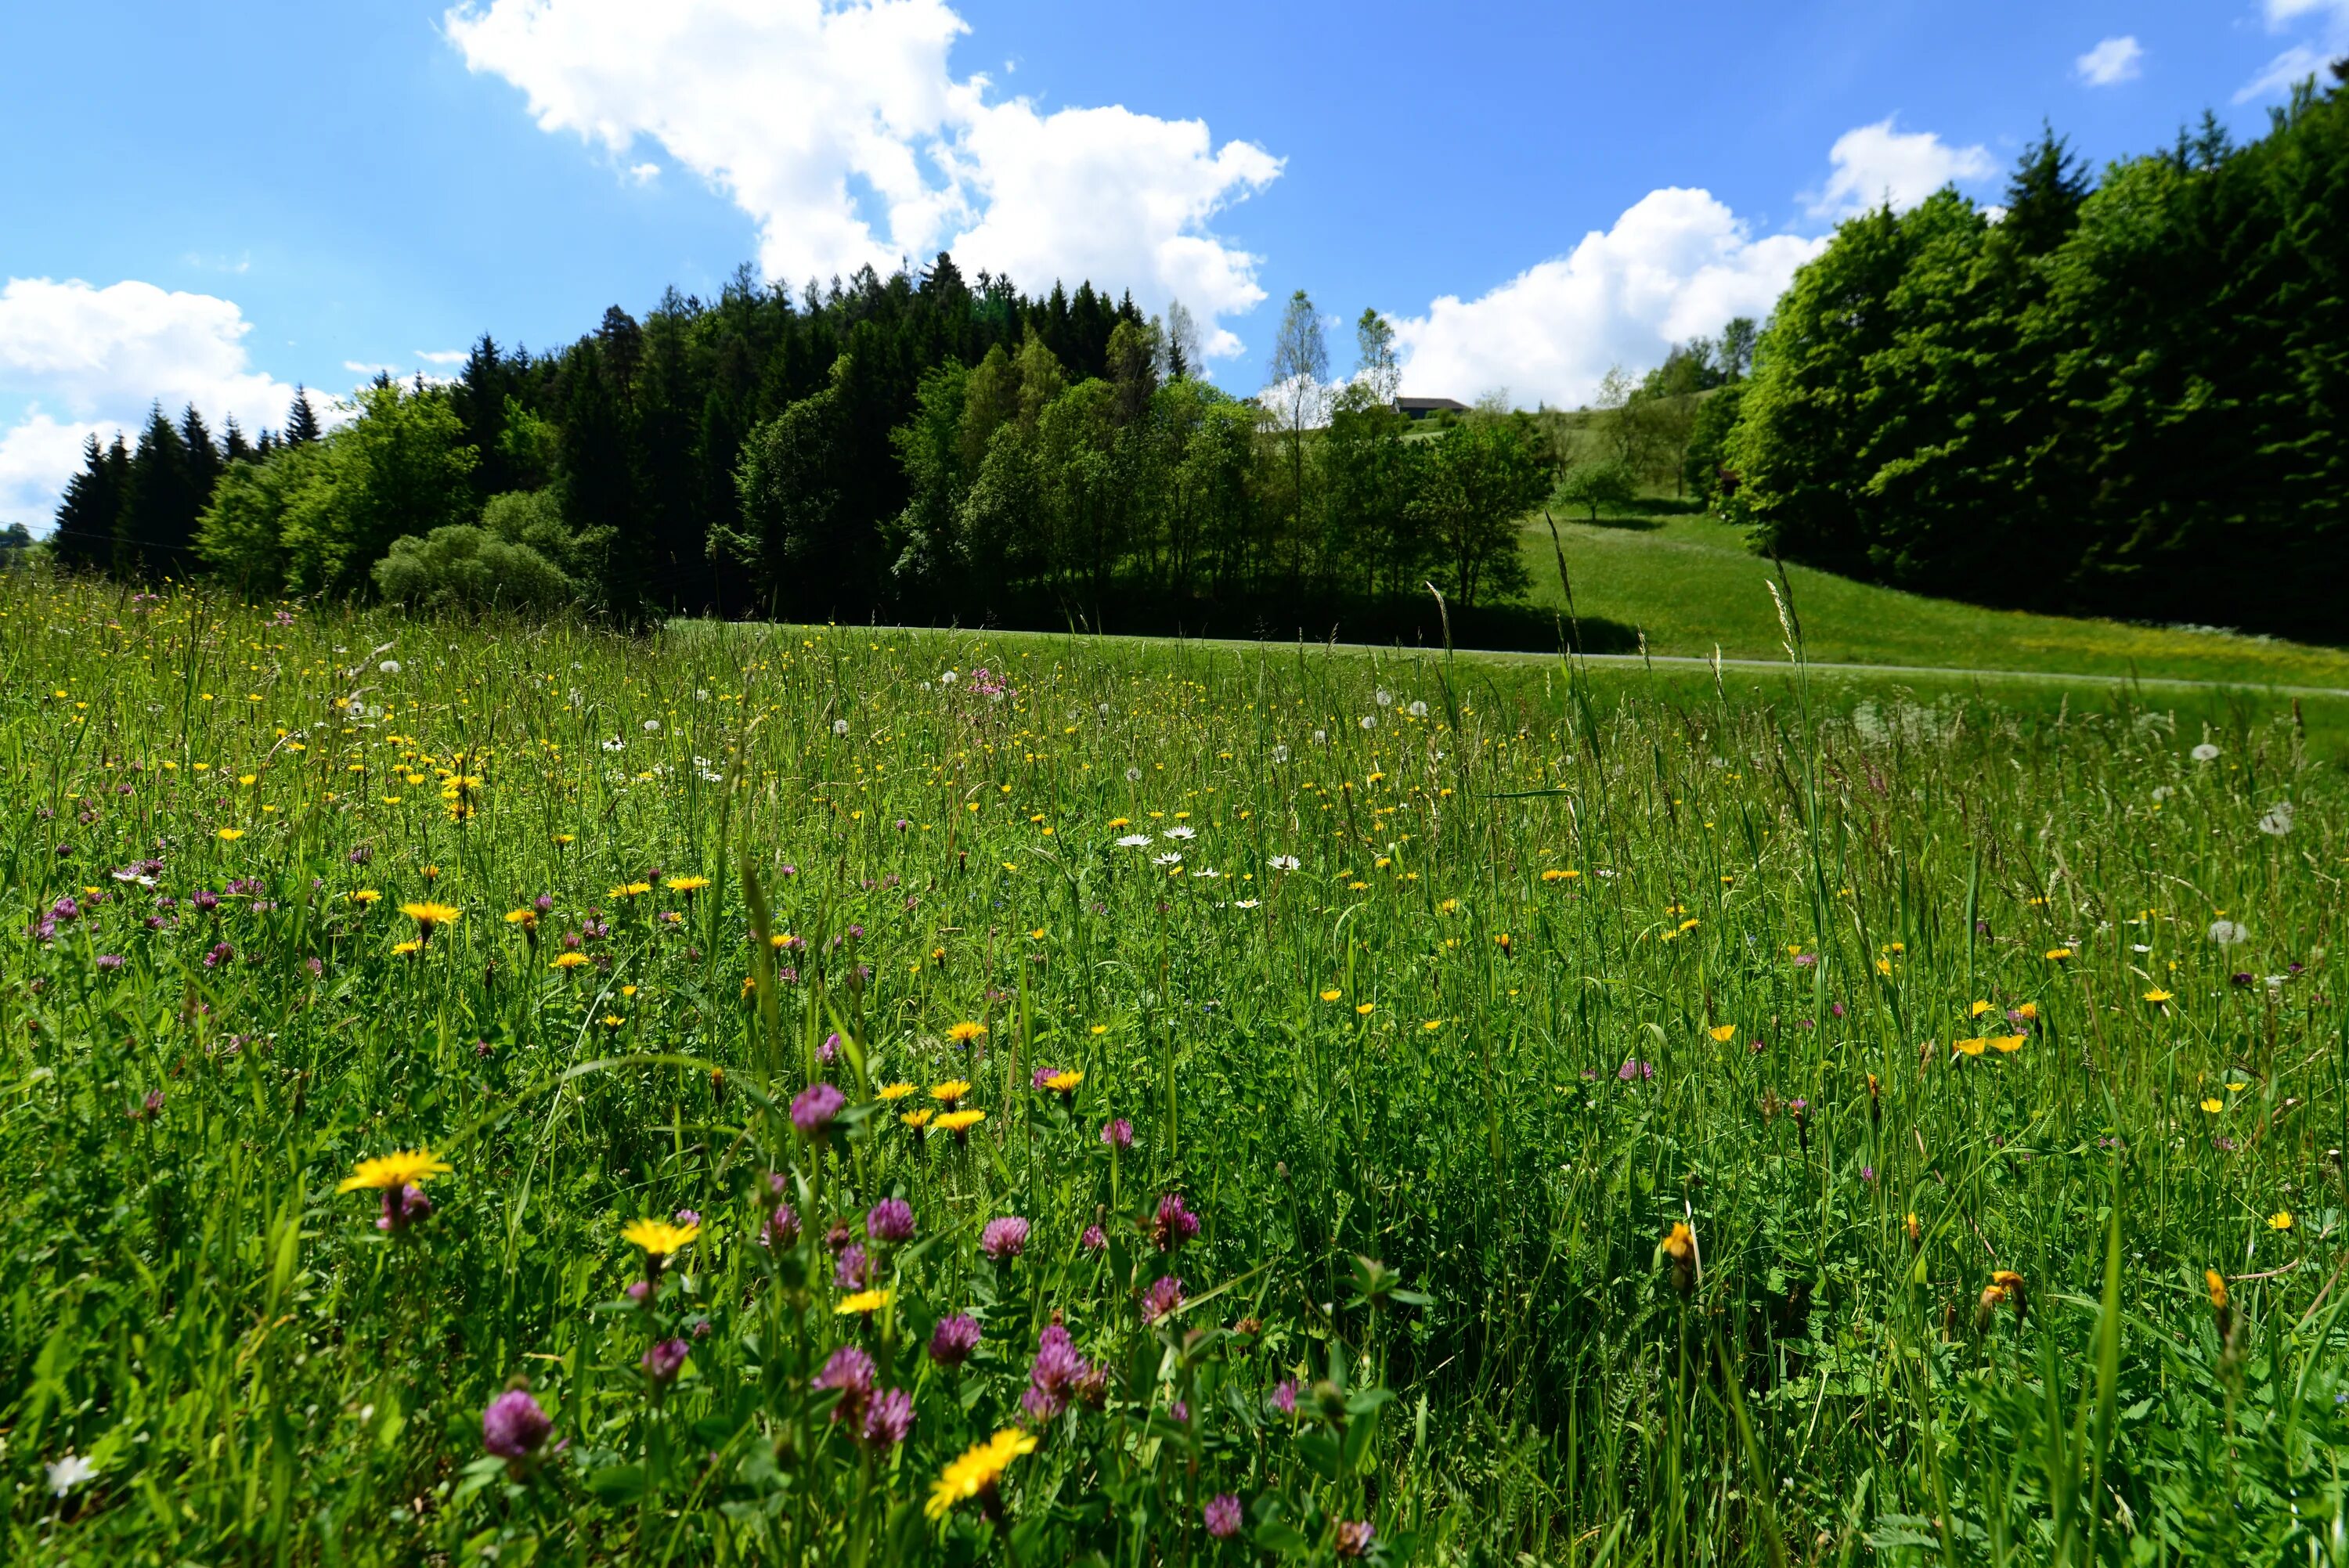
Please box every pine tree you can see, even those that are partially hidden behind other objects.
[222,416,253,464]
[51,434,124,574]
[283,387,323,446]
[180,405,223,505]
[117,405,197,576]
[2001,122,2092,255]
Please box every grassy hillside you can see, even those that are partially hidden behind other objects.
[1514,499,2349,689]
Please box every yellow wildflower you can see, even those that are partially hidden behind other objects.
[338,1148,452,1193]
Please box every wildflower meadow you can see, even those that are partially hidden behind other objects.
[4,575,2345,1566]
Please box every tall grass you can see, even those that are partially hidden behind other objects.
[3,573,2344,1565]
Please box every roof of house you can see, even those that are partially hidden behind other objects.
[1395,396,1470,414]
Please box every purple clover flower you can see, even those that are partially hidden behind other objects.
[834,1245,874,1290]
[1204,1494,1243,1538]
[860,1386,913,1447]
[981,1216,1030,1261]
[814,1343,876,1424]
[1153,1193,1200,1252]
[1081,1224,1108,1253]
[1618,1058,1653,1082]
[482,1389,552,1460]
[641,1339,689,1386]
[867,1198,915,1243]
[929,1313,982,1366]
[377,1184,431,1233]
[790,1081,846,1136]
[1021,1325,1092,1421]
[1100,1118,1134,1149]
[1142,1274,1185,1323]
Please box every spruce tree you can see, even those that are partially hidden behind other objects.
[283,387,323,446]
[117,405,197,576]
[51,434,124,574]
[2001,122,2091,256]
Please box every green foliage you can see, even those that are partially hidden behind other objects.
[1556,456,1639,521]
[370,524,574,611]
[1732,81,2349,638]
[1410,412,1549,604]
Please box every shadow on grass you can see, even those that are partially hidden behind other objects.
[862,587,1644,658]
[1130,599,1644,658]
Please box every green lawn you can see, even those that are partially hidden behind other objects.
[1517,503,2349,689]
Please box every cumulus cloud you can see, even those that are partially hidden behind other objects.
[445,0,1280,355]
[1806,118,1996,219]
[1390,189,1827,409]
[0,277,321,528]
[2076,36,2145,86]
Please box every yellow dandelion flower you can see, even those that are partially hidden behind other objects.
[550,951,589,970]
[2014,1001,2039,1020]
[876,1081,917,1101]
[926,1428,1038,1522]
[1422,1018,1444,1032]
[399,901,460,934]
[900,1108,934,1130]
[1954,1037,1988,1057]
[664,875,711,894]
[2206,1270,2228,1310]
[1969,1000,1992,1018]
[945,1021,987,1045]
[350,889,381,905]
[552,833,575,846]
[2143,988,2174,1004]
[2044,947,2073,961]
[1320,989,1343,1002]
[934,1108,987,1134]
[930,1080,972,1105]
[1044,1069,1084,1093]
[2269,1210,2295,1232]
[338,1148,452,1193]
[835,1288,891,1316]
[504,908,537,926]
[622,1217,700,1258]
[608,881,651,899]
[392,939,422,957]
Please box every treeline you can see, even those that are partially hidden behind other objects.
[1724,67,2349,641]
[49,261,1568,635]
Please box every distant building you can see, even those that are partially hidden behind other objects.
[1394,396,1470,421]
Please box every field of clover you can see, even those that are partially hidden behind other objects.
[4,573,2347,1567]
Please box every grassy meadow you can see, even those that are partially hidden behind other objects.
[5,573,2348,1566]
[1516,503,2349,690]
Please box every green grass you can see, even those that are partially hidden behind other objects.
[6,573,2349,1566]
[1517,503,2349,690]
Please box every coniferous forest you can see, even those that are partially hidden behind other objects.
[41,66,2349,646]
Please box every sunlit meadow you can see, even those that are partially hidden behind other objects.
[4,574,2345,1566]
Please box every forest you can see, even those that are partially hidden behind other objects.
[41,63,2349,646]
[1724,71,2349,642]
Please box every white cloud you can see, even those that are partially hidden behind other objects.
[0,276,322,528]
[2242,0,2349,99]
[2264,0,2349,23]
[445,0,1280,355]
[417,348,470,366]
[1806,117,1996,219]
[626,160,662,185]
[2076,36,2144,85]
[1390,188,1827,409]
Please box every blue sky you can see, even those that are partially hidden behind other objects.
[4,0,2344,527]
